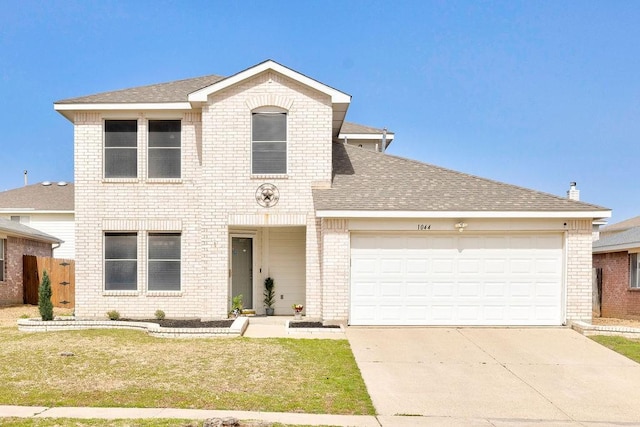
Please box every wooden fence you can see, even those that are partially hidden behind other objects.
[23,255,75,308]
[592,267,602,317]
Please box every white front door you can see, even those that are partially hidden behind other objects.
[350,233,564,326]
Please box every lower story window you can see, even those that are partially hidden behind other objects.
[0,239,4,281]
[631,253,640,289]
[148,233,181,291]
[104,233,137,291]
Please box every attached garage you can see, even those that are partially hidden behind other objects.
[350,233,564,326]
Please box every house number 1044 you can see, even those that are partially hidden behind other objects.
[417,224,431,230]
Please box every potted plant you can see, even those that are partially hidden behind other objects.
[292,303,304,320]
[264,277,275,316]
[230,294,243,318]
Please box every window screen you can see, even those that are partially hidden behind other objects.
[104,233,137,290]
[148,233,181,291]
[0,239,4,282]
[105,120,137,178]
[252,113,286,174]
[149,120,181,178]
[631,253,640,289]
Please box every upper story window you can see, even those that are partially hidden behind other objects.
[104,232,137,291]
[631,253,640,289]
[148,233,181,291]
[148,120,181,178]
[252,112,287,174]
[105,120,137,178]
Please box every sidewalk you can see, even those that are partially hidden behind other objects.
[0,405,379,426]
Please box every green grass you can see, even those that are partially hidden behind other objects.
[0,327,374,415]
[591,335,640,363]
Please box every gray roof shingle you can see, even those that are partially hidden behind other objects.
[593,226,640,251]
[55,74,225,104]
[313,143,608,213]
[0,182,74,211]
[340,122,392,135]
[0,217,62,243]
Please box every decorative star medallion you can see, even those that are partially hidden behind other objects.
[256,183,280,208]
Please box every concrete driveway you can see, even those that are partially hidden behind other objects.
[347,327,640,426]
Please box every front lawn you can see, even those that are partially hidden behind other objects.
[1,419,335,427]
[0,314,373,415]
[591,335,640,363]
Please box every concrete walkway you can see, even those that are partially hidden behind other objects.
[347,327,640,426]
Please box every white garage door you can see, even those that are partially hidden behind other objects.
[350,234,564,326]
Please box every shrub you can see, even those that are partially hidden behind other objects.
[106,310,120,320]
[154,309,166,320]
[38,270,54,321]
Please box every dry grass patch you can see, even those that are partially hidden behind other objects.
[0,307,373,415]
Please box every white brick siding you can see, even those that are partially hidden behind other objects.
[74,72,331,319]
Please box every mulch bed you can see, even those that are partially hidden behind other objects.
[121,319,234,328]
[288,321,340,329]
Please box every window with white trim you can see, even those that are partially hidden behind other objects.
[252,112,287,174]
[0,239,4,282]
[104,233,137,291]
[148,120,181,178]
[148,233,181,291]
[631,253,640,289]
[105,120,137,178]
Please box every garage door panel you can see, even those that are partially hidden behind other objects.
[350,233,564,326]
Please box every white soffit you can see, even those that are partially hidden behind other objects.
[338,132,395,140]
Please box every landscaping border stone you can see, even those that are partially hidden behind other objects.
[17,316,249,338]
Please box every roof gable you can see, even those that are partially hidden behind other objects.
[188,60,351,104]
[313,143,610,217]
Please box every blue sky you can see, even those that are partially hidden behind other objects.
[1,0,638,222]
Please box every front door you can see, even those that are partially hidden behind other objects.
[231,237,253,309]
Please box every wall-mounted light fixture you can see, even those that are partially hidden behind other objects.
[454,222,468,232]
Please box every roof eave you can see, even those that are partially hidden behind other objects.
[593,242,640,254]
[53,102,193,121]
[315,210,613,219]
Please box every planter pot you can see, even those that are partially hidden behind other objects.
[294,312,302,320]
[265,307,274,316]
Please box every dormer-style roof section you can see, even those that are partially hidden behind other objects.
[313,143,611,218]
[338,122,395,149]
[0,182,74,213]
[0,217,62,244]
[54,60,352,136]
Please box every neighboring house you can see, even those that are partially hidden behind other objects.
[0,217,62,305]
[54,60,610,326]
[0,182,75,259]
[593,218,640,320]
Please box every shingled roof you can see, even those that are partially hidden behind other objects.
[313,143,608,214]
[0,217,62,243]
[593,226,640,252]
[55,74,225,104]
[0,182,74,211]
[340,122,392,135]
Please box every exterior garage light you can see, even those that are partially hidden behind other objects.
[454,222,468,232]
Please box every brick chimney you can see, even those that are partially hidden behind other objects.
[567,181,580,201]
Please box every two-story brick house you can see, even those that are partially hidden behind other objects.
[55,60,609,325]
